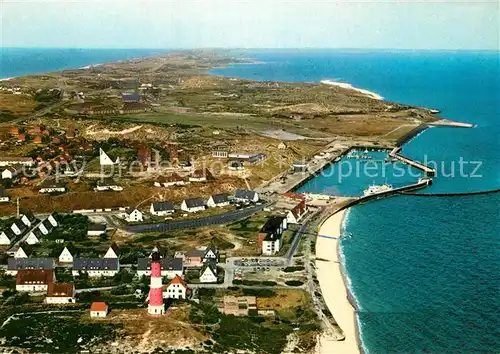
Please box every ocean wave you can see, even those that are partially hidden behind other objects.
[80,63,103,69]
[0,77,13,81]
[320,79,384,100]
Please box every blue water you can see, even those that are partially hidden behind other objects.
[0,48,171,79]
[212,50,500,353]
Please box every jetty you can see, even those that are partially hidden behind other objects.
[428,119,476,128]
[389,147,436,177]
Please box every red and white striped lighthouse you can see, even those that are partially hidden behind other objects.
[148,252,165,315]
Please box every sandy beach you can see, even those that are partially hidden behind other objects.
[316,209,360,354]
[321,79,383,100]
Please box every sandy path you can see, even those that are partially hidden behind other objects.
[316,209,360,354]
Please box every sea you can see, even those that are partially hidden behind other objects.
[211,49,500,353]
[1,48,499,353]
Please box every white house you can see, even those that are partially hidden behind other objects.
[155,173,187,187]
[72,258,120,277]
[16,269,54,292]
[0,231,15,245]
[103,242,120,259]
[45,283,76,304]
[59,245,77,263]
[21,212,38,228]
[87,224,107,236]
[286,200,308,224]
[206,194,230,208]
[199,261,218,283]
[180,198,206,213]
[125,208,143,222]
[2,166,21,179]
[99,148,120,166]
[150,201,175,216]
[189,169,210,182]
[163,275,188,299]
[90,302,108,317]
[47,214,58,227]
[25,230,41,245]
[11,220,27,236]
[137,257,183,278]
[259,216,287,256]
[0,157,34,167]
[38,220,54,235]
[14,247,28,258]
[39,179,66,194]
[0,188,9,203]
[95,178,123,191]
[234,189,259,203]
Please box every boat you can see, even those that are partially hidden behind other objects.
[363,182,393,196]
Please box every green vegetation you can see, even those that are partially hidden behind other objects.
[0,311,121,353]
[47,213,90,242]
[283,266,305,272]
[285,280,304,287]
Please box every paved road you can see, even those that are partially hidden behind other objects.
[123,204,266,234]
[285,209,321,263]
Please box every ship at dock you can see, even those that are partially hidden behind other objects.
[363,183,393,196]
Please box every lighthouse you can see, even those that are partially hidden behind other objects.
[148,252,165,315]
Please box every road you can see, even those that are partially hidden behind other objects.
[123,204,266,233]
[285,209,321,263]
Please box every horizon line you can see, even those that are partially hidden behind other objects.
[1,46,499,52]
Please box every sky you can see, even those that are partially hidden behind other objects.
[1,0,499,50]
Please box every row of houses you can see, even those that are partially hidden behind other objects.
[126,189,260,222]
[15,269,76,304]
[0,213,58,245]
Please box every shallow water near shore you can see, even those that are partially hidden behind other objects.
[213,49,500,353]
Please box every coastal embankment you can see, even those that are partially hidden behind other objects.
[316,209,361,354]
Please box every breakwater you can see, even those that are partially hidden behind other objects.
[400,187,500,197]
[395,124,429,146]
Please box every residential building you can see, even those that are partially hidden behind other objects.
[258,216,288,256]
[163,173,187,187]
[38,219,54,235]
[286,200,308,224]
[87,223,107,236]
[47,214,58,227]
[189,168,211,182]
[2,166,22,179]
[137,257,183,278]
[125,208,143,222]
[0,157,34,167]
[46,283,76,304]
[90,302,109,317]
[150,201,175,216]
[219,296,257,316]
[16,269,54,292]
[180,245,219,268]
[25,230,42,244]
[206,194,230,208]
[212,146,229,158]
[99,148,120,166]
[0,230,15,245]
[21,212,38,228]
[199,261,218,283]
[0,187,9,203]
[39,179,66,194]
[72,258,120,277]
[180,198,205,213]
[228,160,244,171]
[13,246,28,258]
[95,178,123,191]
[11,220,27,236]
[234,189,259,203]
[121,92,141,103]
[59,244,77,263]
[163,275,188,299]
[7,258,55,276]
[104,242,120,259]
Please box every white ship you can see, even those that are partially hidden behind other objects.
[363,183,393,196]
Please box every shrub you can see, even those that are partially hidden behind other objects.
[285,280,304,287]
[262,281,277,286]
[283,266,305,273]
[242,288,275,297]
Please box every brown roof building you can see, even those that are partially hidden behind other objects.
[47,282,75,298]
[16,269,54,286]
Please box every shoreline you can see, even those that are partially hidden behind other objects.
[320,79,383,100]
[316,208,362,354]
